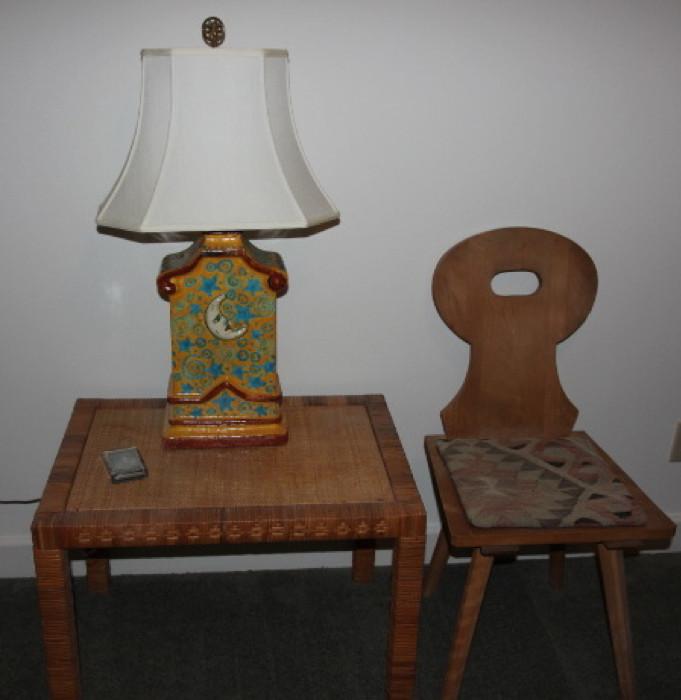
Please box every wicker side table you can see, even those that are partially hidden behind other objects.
[32,395,426,699]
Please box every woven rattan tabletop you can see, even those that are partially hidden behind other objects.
[33,396,425,550]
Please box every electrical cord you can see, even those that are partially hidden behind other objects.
[0,498,41,504]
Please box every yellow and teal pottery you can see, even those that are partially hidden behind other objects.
[157,233,288,447]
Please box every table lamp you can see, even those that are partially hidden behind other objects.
[97,18,339,448]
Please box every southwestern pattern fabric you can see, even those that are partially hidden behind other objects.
[437,435,646,528]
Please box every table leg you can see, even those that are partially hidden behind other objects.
[386,535,425,699]
[86,557,111,594]
[352,540,376,582]
[34,548,81,700]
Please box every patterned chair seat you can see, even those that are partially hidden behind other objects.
[437,434,646,528]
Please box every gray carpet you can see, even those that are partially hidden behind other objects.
[2,553,680,699]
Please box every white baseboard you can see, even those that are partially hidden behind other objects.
[666,512,681,551]
[0,534,36,578]
[3,517,679,579]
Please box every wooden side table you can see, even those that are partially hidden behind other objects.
[32,396,426,699]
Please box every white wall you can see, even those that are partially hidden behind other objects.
[1,0,680,576]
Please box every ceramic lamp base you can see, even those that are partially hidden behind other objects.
[162,404,288,448]
[157,233,289,449]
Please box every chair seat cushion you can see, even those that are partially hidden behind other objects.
[436,434,646,528]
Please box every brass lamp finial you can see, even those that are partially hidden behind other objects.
[202,17,225,47]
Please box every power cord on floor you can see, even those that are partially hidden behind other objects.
[0,498,41,504]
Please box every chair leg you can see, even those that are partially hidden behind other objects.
[549,545,565,590]
[442,548,494,700]
[424,530,450,597]
[596,544,636,700]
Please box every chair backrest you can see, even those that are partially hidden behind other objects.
[432,227,597,439]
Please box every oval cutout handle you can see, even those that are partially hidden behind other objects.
[491,270,540,296]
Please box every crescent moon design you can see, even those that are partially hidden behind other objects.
[205,294,248,340]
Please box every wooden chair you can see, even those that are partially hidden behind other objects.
[424,227,676,699]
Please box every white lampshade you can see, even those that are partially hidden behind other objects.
[97,48,339,236]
